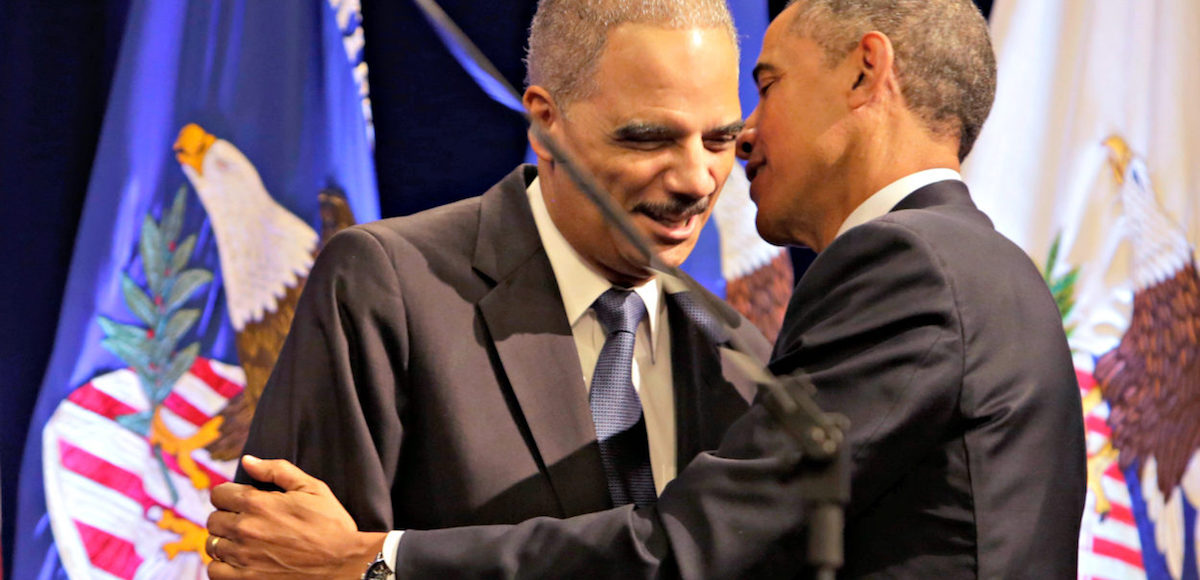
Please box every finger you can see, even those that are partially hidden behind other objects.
[207,559,245,580]
[211,481,255,513]
[205,533,221,560]
[207,509,240,540]
[241,455,325,494]
[213,535,246,569]
[206,534,244,568]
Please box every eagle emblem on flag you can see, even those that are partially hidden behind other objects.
[42,127,355,579]
[1069,136,1200,579]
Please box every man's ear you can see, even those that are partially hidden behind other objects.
[847,31,896,109]
[523,85,559,162]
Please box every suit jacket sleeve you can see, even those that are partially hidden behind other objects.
[235,226,407,533]
[393,215,1083,578]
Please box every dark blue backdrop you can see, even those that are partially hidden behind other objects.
[0,1,991,576]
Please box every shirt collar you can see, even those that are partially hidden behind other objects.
[835,168,963,239]
[527,178,661,344]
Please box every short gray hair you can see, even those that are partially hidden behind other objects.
[526,0,738,106]
[786,0,996,161]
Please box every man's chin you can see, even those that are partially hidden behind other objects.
[754,214,791,248]
[652,238,701,271]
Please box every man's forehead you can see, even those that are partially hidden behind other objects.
[595,23,738,74]
[754,6,803,74]
[604,21,734,49]
[753,20,822,82]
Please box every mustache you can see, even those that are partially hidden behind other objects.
[630,195,711,221]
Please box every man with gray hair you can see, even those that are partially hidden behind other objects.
[209,0,1086,577]
[204,0,769,578]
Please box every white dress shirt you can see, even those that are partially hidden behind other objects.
[527,177,677,494]
[835,168,963,240]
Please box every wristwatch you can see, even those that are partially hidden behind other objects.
[363,552,394,580]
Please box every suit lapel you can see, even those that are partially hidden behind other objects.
[473,166,610,517]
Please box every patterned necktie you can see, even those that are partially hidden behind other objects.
[589,288,657,508]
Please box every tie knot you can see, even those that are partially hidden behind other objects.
[593,288,647,336]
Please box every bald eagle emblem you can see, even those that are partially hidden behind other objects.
[42,125,356,578]
[174,123,356,459]
[1071,136,1200,579]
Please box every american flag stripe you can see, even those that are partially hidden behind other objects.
[51,403,148,472]
[59,460,208,541]
[56,468,149,539]
[161,390,213,427]
[192,356,244,399]
[1106,500,1136,527]
[62,368,235,515]
[67,382,139,421]
[75,520,143,580]
[58,398,227,500]
[89,368,150,410]
[1090,524,1142,560]
[172,372,234,416]
[1077,369,1146,579]
[1102,462,1129,494]
[58,439,156,513]
[76,360,244,425]
[1078,370,1097,391]
[68,360,243,440]
[1092,536,1145,569]
[1079,550,1145,580]
[46,358,245,579]
[1086,415,1112,438]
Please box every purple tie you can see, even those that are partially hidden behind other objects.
[589,288,657,508]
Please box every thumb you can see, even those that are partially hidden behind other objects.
[241,455,325,494]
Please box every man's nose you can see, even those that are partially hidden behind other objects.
[664,143,718,198]
[736,127,756,161]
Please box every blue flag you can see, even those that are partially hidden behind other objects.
[13,1,378,577]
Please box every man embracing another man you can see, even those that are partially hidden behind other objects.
[207,1,1086,578]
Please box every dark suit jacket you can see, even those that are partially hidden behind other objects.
[237,165,768,532]
[393,180,1087,578]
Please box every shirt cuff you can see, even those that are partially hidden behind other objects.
[383,530,404,573]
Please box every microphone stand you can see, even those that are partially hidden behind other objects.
[411,1,850,576]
